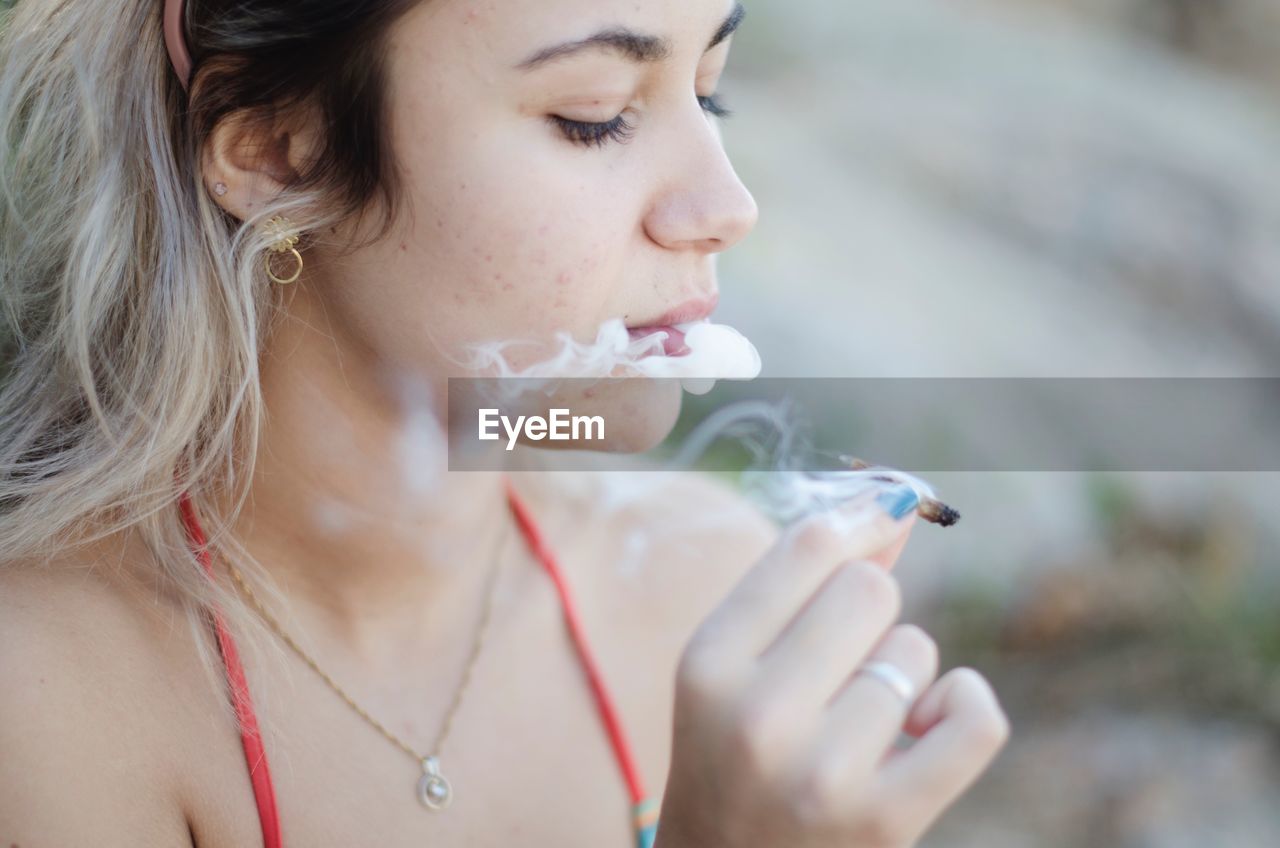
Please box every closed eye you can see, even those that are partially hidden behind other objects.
[551,92,733,149]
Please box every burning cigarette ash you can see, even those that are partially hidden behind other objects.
[840,456,960,526]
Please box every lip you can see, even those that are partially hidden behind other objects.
[625,293,719,358]
[627,325,691,356]
[634,293,720,329]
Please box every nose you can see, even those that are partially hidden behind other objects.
[643,109,759,254]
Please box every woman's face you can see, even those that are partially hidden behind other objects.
[303,0,757,449]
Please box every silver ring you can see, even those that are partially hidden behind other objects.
[854,660,916,705]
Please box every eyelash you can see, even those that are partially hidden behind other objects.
[550,93,733,149]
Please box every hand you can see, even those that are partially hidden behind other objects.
[656,488,1010,848]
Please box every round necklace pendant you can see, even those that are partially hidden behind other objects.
[417,756,452,810]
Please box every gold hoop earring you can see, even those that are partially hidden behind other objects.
[261,215,304,285]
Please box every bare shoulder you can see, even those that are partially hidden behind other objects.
[0,542,195,845]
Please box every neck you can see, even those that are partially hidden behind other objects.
[219,282,540,676]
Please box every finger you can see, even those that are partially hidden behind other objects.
[866,515,916,571]
[751,560,903,714]
[806,624,940,786]
[690,485,921,673]
[871,668,1011,820]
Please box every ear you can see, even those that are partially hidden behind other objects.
[202,107,322,222]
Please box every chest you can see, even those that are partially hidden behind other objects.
[181,546,681,848]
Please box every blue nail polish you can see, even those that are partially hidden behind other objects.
[876,485,920,520]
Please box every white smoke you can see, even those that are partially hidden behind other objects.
[312,315,947,576]
[630,321,762,394]
[452,316,941,526]
[665,399,940,525]
[457,317,761,394]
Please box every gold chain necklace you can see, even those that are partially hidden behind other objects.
[227,516,512,811]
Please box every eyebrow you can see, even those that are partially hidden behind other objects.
[515,2,746,72]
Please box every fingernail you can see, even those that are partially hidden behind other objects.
[876,485,920,521]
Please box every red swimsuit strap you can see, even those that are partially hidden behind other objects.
[502,478,651,804]
[178,490,283,848]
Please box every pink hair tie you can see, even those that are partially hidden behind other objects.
[163,0,192,92]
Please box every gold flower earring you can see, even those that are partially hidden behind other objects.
[261,215,304,285]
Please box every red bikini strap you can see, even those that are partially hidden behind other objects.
[178,491,283,848]
[503,478,650,804]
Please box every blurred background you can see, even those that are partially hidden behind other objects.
[706,0,1280,844]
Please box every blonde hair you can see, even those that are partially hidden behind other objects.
[0,0,417,739]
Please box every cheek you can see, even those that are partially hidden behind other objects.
[402,123,627,327]
[427,186,620,338]
[541,241,611,317]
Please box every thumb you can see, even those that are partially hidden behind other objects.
[868,510,918,570]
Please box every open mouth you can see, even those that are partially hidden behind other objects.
[627,324,695,357]
[625,295,719,358]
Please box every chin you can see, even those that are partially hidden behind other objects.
[537,376,684,454]
[447,372,686,467]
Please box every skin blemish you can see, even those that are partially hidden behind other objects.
[556,271,571,286]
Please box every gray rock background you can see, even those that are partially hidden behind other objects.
[708,1,1280,844]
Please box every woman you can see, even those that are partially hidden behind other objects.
[0,1,1009,846]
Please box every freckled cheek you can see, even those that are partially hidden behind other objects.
[424,185,616,327]
[542,248,618,318]
[490,221,608,301]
